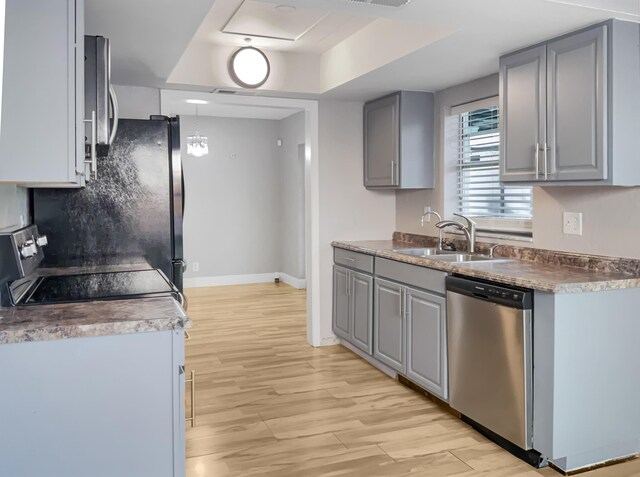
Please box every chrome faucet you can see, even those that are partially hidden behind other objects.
[435,213,477,253]
[421,210,443,250]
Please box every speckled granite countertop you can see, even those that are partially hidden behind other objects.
[332,239,640,294]
[0,263,190,345]
[0,297,190,345]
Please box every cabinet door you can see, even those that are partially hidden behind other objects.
[405,287,448,400]
[350,271,373,355]
[0,0,83,186]
[500,45,547,182]
[547,25,607,181]
[364,94,400,187]
[374,278,406,373]
[332,266,351,340]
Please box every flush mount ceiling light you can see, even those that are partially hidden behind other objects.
[228,43,270,89]
[187,103,208,158]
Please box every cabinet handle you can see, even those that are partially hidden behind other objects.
[534,143,540,179]
[543,142,549,180]
[346,271,350,296]
[399,289,403,317]
[391,161,396,185]
[83,110,98,181]
[185,370,196,428]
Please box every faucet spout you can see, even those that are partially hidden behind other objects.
[435,219,474,253]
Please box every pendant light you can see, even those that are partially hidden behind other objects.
[187,102,208,157]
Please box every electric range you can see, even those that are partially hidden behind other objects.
[0,225,183,308]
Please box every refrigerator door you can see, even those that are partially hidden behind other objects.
[33,118,177,283]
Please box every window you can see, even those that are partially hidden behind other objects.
[451,98,532,235]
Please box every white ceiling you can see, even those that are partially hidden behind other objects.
[85,0,216,87]
[89,0,640,99]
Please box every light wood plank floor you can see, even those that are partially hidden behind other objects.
[184,283,639,477]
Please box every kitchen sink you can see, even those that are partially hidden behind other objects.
[392,248,511,263]
[391,247,455,257]
[430,253,511,263]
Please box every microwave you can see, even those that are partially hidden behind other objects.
[84,35,118,160]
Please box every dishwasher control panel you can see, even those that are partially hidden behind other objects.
[446,276,532,309]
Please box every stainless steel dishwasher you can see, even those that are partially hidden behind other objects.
[446,276,536,459]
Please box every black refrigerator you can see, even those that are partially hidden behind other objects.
[32,117,185,292]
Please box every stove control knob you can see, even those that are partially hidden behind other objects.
[36,235,48,247]
[20,241,38,259]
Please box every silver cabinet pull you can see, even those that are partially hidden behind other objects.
[390,161,396,185]
[83,110,98,180]
[345,271,349,296]
[398,288,403,318]
[185,370,196,428]
[534,143,540,179]
[543,142,549,180]
[343,257,356,262]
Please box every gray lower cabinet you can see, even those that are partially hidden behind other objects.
[333,266,351,340]
[0,330,186,477]
[373,278,406,373]
[405,287,447,399]
[333,265,373,354]
[500,19,640,185]
[0,0,85,186]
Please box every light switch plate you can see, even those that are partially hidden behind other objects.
[563,212,583,235]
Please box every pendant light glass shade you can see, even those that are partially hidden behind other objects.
[187,133,208,157]
[187,103,208,157]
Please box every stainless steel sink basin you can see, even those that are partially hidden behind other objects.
[430,253,511,263]
[391,247,455,257]
[392,248,511,263]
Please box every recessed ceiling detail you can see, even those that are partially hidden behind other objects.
[223,1,331,41]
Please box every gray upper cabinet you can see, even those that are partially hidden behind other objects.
[373,278,406,373]
[364,91,434,189]
[500,46,546,182]
[0,0,85,187]
[405,287,447,399]
[500,20,640,186]
[546,26,607,181]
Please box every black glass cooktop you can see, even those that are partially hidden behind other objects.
[22,269,176,305]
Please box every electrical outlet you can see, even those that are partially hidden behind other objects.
[192,262,200,272]
[423,206,432,222]
[563,212,583,235]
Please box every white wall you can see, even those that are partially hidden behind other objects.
[318,99,396,343]
[0,185,28,231]
[278,112,306,281]
[112,85,160,120]
[395,74,640,259]
[181,116,281,282]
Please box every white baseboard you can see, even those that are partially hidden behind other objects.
[184,273,276,288]
[278,272,306,289]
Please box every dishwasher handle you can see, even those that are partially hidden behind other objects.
[446,276,532,310]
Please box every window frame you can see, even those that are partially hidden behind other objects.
[447,96,532,237]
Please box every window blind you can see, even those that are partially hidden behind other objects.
[456,105,532,219]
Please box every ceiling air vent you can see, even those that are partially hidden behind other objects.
[342,0,411,7]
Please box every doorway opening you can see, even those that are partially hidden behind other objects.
[160,91,320,346]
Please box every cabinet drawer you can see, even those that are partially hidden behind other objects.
[375,258,447,295]
[334,248,374,274]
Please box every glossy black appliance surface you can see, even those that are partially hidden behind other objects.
[22,269,176,305]
[32,118,184,292]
